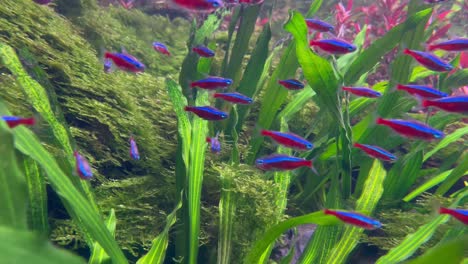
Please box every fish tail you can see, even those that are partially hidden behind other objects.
[353,142,362,148]
[184,106,192,112]
[104,52,113,59]
[342,86,351,92]
[439,207,450,215]
[308,159,319,175]
[403,48,411,54]
[396,84,404,91]
[23,117,36,126]
[427,45,436,51]
[376,117,385,125]
[323,209,334,215]
[260,129,271,136]
[213,93,220,98]
[190,82,196,88]
[421,99,432,108]
[309,40,317,46]
[206,137,212,143]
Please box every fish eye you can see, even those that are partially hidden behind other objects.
[306,144,313,149]
[445,65,453,70]
[256,160,264,164]
[226,79,233,84]
[347,46,355,51]
[221,114,227,118]
[209,0,221,7]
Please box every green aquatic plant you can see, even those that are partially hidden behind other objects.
[1,0,468,264]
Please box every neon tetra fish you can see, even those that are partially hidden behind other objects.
[192,45,215,57]
[255,154,317,172]
[342,86,382,98]
[1,116,35,128]
[104,52,145,73]
[153,42,171,56]
[324,209,382,230]
[278,79,305,90]
[261,130,313,151]
[428,38,468,52]
[305,18,334,32]
[213,92,253,105]
[73,151,93,180]
[184,106,228,121]
[376,117,445,141]
[422,96,468,114]
[403,49,453,72]
[439,207,468,225]
[396,84,448,99]
[206,132,221,153]
[353,143,397,162]
[190,77,233,90]
[129,136,140,160]
[173,0,223,13]
[309,39,356,54]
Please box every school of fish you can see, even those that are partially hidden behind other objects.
[4,0,466,230]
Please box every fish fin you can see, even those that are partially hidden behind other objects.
[310,157,319,176]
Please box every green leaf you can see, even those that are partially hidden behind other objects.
[0,226,85,264]
[0,117,27,229]
[225,4,262,83]
[436,152,468,195]
[284,10,340,121]
[403,169,453,202]
[187,91,210,264]
[10,126,127,263]
[423,126,468,162]
[326,159,387,264]
[278,85,316,122]
[244,211,340,263]
[441,69,468,92]
[137,196,183,264]
[383,150,423,200]
[0,43,98,214]
[405,235,468,264]
[22,157,48,234]
[376,189,468,264]
[217,167,237,264]
[228,24,271,134]
[89,209,116,264]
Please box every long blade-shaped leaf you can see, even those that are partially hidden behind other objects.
[376,189,468,264]
[406,235,468,264]
[0,226,86,264]
[326,159,387,264]
[217,166,237,264]
[137,196,183,264]
[0,118,27,229]
[423,126,468,162]
[436,152,468,195]
[9,126,127,263]
[403,169,453,202]
[188,91,209,263]
[22,157,48,234]
[244,211,340,263]
[89,209,116,264]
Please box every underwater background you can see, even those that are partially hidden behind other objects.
[0,0,467,263]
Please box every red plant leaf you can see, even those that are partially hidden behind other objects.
[437,10,453,21]
[427,23,451,44]
[460,52,468,69]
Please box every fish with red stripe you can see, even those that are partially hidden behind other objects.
[278,79,305,90]
[261,130,314,151]
[213,92,253,105]
[192,45,215,57]
[184,106,228,121]
[428,38,468,52]
[324,209,382,230]
[173,0,223,12]
[439,207,468,225]
[104,51,145,73]
[309,39,356,54]
[305,18,335,32]
[190,76,233,90]
[403,49,453,72]
[376,117,445,141]
[153,42,171,56]
[422,96,468,114]
[255,154,317,173]
[396,84,448,99]
[1,116,35,128]
[342,86,382,98]
[353,143,397,162]
[73,151,93,180]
